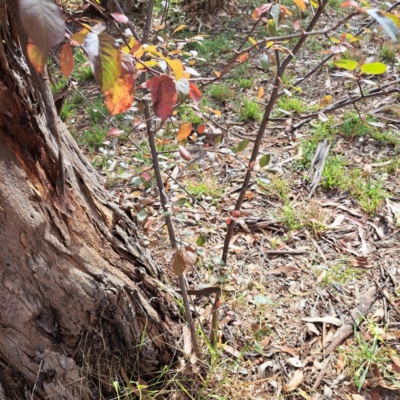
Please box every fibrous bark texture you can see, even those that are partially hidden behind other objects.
[0,1,177,398]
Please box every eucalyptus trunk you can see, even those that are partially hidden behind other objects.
[0,1,177,398]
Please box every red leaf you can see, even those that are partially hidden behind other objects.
[60,42,74,78]
[197,124,205,134]
[146,75,177,122]
[252,3,272,19]
[178,145,191,161]
[232,210,241,217]
[110,12,129,23]
[141,171,151,181]
[106,128,124,138]
[189,83,202,104]
[104,52,136,115]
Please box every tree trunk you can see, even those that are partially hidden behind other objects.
[0,1,178,398]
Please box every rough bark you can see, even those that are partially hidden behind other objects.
[0,1,178,398]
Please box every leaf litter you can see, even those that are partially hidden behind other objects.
[50,1,400,398]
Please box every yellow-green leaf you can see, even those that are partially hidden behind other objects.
[172,24,186,35]
[249,37,258,46]
[333,59,358,71]
[360,62,387,75]
[84,32,121,92]
[165,58,184,80]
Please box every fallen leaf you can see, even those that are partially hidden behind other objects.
[257,86,264,99]
[337,353,345,373]
[179,145,191,161]
[265,266,301,275]
[182,325,192,355]
[283,368,303,392]
[301,317,342,326]
[177,123,192,141]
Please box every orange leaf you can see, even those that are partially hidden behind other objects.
[104,53,136,115]
[177,123,192,141]
[189,82,202,104]
[197,124,205,134]
[237,53,248,63]
[146,75,177,122]
[214,70,221,77]
[166,58,184,80]
[60,42,74,78]
[257,86,264,99]
[293,0,307,11]
[27,42,47,73]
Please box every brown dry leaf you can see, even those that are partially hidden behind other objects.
[328,214,345,228]
[370,393,383,400]
[390,354,400,367]
[350,257,369,267]
[301,316,342,326]
[306,323,320,336]
[363,161,372,177]
[283,369,303,392]
[270,344,298,356]
[265,266,301,275]
[337,353,345,374]
[182,325,192,355]
[316,270,327,283]
[223,344,241,358]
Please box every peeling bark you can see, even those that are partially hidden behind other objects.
[0,1,177,398]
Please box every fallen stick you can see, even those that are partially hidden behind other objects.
[325,286,378,354]
[312,286,378,390]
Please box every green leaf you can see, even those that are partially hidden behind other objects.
[254,294,273,305]
[259,154,271,168]
[19,0,65,62]
[237,139,249,153]
[83,33,121,92]
[175,197,188,206]
[259,53,270,72]
[137,209,148,222]
[360,62,387,75]
[162,211,173,217]
[333,59,358,71]
[131,176,143,187]
[196,236,206,246]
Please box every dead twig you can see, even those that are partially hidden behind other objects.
[308,139,331,199]
[324,286,378,355]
